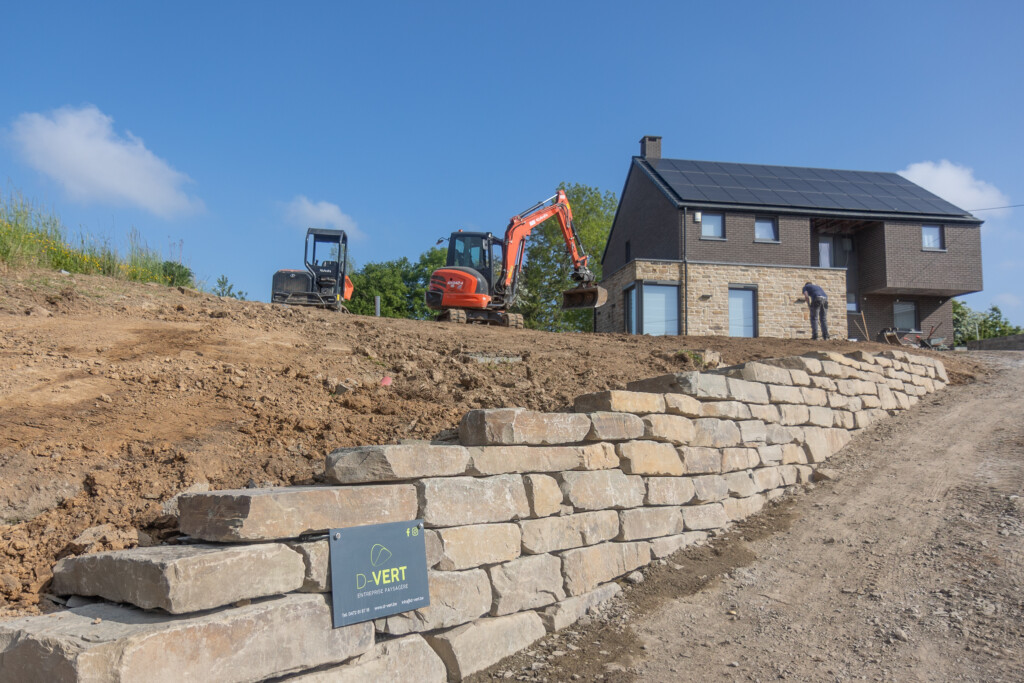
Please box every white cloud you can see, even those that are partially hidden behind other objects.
[284,196,364,240]
[898,160,1010,219]
[9,105,202,218]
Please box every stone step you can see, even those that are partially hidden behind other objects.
[52,543,304,614]
[0,594,373,683]
[178,484,418,542]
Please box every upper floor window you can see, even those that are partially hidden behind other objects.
[701,213,724,239]
[755,217,778,242]
[922,225,944,250]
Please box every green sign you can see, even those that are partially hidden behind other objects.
[329,519,430,628]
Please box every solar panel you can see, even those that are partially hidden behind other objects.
[648,158,972,217]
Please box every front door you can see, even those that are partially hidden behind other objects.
[729,287,756,337]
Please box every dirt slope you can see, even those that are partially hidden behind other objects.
[0,269,986,618]
[473,353,1024,683]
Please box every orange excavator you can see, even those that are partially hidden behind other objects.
[425,189,607,327]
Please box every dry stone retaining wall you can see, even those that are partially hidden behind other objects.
[0,349,947,682]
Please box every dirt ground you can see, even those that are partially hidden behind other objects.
[473,352,1024,683]
[0,269,988,619]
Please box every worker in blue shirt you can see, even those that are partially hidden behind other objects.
[802,282,830,340]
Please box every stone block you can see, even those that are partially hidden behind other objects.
[853,411,874,429]
[877,385,900,410]
[700,401,751,420]
[425,612,546,680]
[627,372,730,400]
[795,465,815,483]
[807,406,834,427]
[325,444,469,484]
[286,540,330,591]
[644,476,696,505]
[664,393,703,417]
[749,403,781,423]
[691,474,729,503]
[524,474,563,517]
[722,494,766,521]
[894,392,911,410]
[617,440,684,475]
[778,465,799,486]
[641,414,695,445]
[768,384,804,404]
[585,412,645,441]
[722,447,760,471]
[538,582,620,632]
[681,503,729,530]
[726,361,793,385]
[757,445,783,466]
[765,423,797,444]
[827,392,849,409]
[419,476,529,528]
[802,427,833,463]
[789,369,811,386]
[433,523,521,571]
[826,428,852,453]
[0,594,372,683]
[459,408,591,446]
[52,543,304,614]
[781,443,807,464]
[691,418,742,447]
[179,485,418,542]
[935,360,948,382]
[519,511,619,554]
[833,410,855,429]
[779,404,810,426]
[617,507,684,540]
[810,376,837,391]
[722,471,758,498]
[738,419,767,444]
[378,569,491,635]
[751,467,783,492]
[768,355,822,374]
[650,531,708,558]
[574,390,665,415]
[488,554,565,615]
[467,446,578,475]
[861,394,881,409]
[800,387,828,406]
[560,541,651,595]
[680,446,723,474]
[291,635,446,683]
[726,377,770,404]
[559,470,645,510]
[578,442,619,470]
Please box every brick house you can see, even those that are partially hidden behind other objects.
[595,136,983,340]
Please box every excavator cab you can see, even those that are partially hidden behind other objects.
[271,228,354,311]
[446,232,501,291]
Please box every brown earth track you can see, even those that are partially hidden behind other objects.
[0,269,986,618]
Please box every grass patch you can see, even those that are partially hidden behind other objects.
[0,191,193,287]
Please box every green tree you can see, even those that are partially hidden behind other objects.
[953,299,1022,344]
[162,261,194,287]
[348,258,411,317]
[405,246,447,320]
[514,183,617,332]
[212,274,247,300]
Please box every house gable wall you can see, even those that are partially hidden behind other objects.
[685,209,811,267]
[602,164,680,275]
[881,222,982,294]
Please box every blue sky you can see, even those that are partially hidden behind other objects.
[2,1,1020,321]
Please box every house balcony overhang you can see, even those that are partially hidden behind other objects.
[861,284,982,298]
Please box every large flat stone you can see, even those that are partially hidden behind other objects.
[691,474,729,503]
[691,419,742,447]
[617,507,683,540]
[723,447,761,471]
[52,543,304,614]
[574,390,665,415]
[560,541,651,595]
[459,408,591,446]
[290,635,446,682]
[179,485,418,542]
[488,553,565,615]
[0,594,372,683]
[681,503,729,531]
[616,440,684,475]
[519,511,620,554]
[725,377,770,404]
[433,523,521,570]
[538,582,621,632]
[644,476,696,506]
[663,393,703,417]
[585,412,646,441]
[325,444,470,484]
[700,401,751,420]
[558,470,645,510]
[641,414,696,445]
[377,568,491,635]
[680,446,723,474]
[467,445,600,475]
[627,372,730,400]
[425,612,546,681]
[722,471,758,498]
[418,476,529,527]
[724,362,793,385]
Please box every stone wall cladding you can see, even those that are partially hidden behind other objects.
[8,349,949,682]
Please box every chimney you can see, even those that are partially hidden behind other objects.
[640,135,661,160]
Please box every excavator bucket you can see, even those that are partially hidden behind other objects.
[561,284,608,310]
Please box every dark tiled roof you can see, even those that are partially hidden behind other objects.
[646,158,974,219]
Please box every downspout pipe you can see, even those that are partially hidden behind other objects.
[682,205,688,335]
